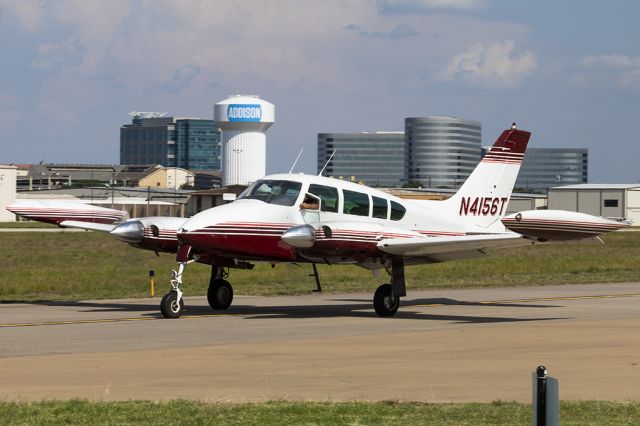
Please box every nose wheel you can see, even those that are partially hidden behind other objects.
[160,261,189,319]
[160,291,184,318]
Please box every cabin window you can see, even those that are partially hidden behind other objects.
[390,201,406,221]
[604,199,619,208]
[238,180,302,206]
[372,196,388,219]
[308,184,339,212]
[343,190,370,216]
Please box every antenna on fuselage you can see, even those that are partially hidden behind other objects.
[318,150,336,176]
[288,147,304,174]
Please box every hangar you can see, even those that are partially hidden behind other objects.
[548,184,640,222]
[0,165,17,222]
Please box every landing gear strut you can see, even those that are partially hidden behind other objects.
[310,263,322,292]
[160,245,198,319]
[207,266,234,310]
[160,262,187,319]
[373,258,405,317]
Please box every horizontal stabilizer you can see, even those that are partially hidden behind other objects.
[59,220,117,233]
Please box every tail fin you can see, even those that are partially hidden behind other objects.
[442,124,531,232]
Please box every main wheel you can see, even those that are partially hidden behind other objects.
[373,283,400,317]
[160,291,184,319]
[207,279,233,310]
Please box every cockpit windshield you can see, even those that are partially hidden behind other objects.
[238,180,302,206]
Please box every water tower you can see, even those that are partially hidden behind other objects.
[214,95,275,186]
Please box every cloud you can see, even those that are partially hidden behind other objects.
[435,40,537,88]
[31,36,85,71]
[343,23,419,39]
[581,54,640,69]
[164,64,201,93]
[0,0,49,31]
[376,0,487,14]
[580,53,640,90]
[0,0,538,169]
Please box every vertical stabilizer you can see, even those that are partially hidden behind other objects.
[442,125,531,231]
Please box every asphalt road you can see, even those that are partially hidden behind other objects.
[1,283,639,402]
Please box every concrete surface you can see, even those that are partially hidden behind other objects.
[1,283,639,402]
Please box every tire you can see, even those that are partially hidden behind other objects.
[160,291,184,319]
[207,279,234,310]
[373,283,399,317]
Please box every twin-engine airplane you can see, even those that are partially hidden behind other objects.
[7,125,630,318]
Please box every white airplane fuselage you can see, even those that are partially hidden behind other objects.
[178,173,499,265]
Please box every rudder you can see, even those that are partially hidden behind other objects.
[443,124,531,231]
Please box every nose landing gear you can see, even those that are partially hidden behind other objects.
[160,262,188,319]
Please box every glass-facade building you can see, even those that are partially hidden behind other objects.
[120,117,221,171]
[406,116,481,189]
[513,148,588,193]
[317,132,406,187]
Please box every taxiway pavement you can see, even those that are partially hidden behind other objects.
[1,283,639,402]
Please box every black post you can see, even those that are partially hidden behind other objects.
[536,365,547,426]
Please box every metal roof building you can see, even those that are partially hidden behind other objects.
[548,184,640,222]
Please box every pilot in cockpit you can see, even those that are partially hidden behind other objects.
[299,194,320,210]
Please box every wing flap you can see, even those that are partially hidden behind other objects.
[377,234,530,257]
[59,220,117,233]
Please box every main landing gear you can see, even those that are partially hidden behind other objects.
[372,258,406,317]
[207,266,233,310]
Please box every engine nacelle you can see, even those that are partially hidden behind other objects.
[111,216,186,253]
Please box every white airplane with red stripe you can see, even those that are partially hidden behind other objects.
[155,124,629,318]
[5,124,629,318]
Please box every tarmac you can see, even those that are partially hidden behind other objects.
[1,282,640,402]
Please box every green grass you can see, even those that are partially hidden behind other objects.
[1,231,640,302]
[1,400,639,425]
[0,221,56,228]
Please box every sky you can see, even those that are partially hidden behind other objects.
[0,0,639,183]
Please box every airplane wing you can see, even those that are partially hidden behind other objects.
[377,233,531,259]
[59,220,117,233]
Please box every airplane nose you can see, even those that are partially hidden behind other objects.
[110,220,145,243]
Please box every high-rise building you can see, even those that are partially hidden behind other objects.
[406,116,481,189]
[120,113,221,171]
[317,132,406,187]
[513,148,588,193]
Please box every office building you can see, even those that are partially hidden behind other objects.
[406,116,481,189]
[514,148,588,193]
[120,113,221,171]
[317,132,406,187]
